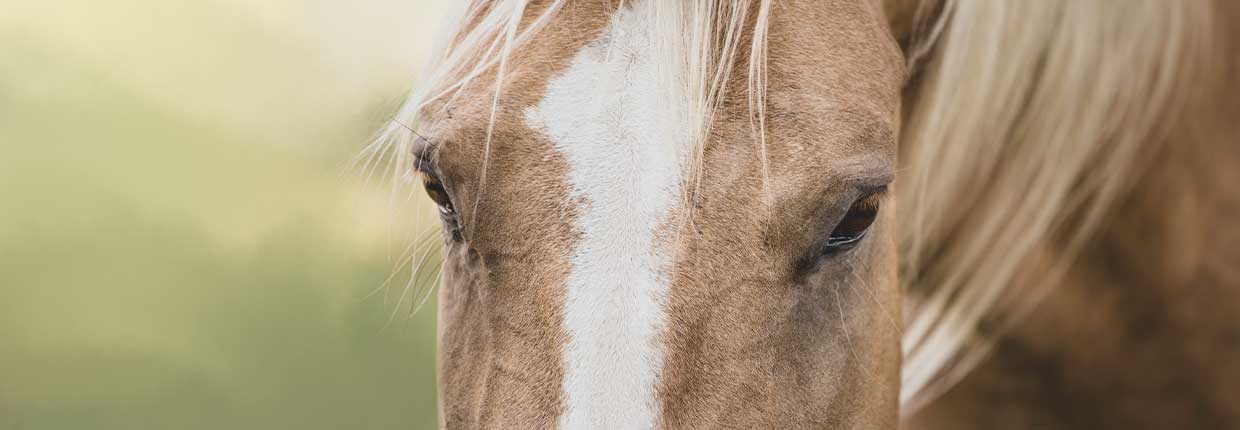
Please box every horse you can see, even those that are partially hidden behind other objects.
[362,0,1240,428]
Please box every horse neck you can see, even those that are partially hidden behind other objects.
[907,3,1240,425]
[1054,0,1240,291]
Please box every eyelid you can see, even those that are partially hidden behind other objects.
[846,173,891,197]
[411,135,440,175]
[860,182,888,195]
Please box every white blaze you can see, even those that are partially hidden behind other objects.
[523,4,691,430]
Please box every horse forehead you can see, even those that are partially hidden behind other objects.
[521,4,693,428]
[520,3,700,226]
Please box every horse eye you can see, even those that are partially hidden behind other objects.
[411,136,462,240]
[823,190,882,254]
[419,173,465,242]
[420,174,456,216]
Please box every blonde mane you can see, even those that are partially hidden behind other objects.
[897,0,1217,411]
[364,0,1217,415]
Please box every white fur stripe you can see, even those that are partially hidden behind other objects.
[523,4,690,429]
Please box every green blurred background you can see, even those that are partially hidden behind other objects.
[1,1,451,428]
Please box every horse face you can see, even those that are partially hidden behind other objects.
[415,0,905,428]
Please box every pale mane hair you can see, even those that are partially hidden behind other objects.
[363,0,1216,416]
[897,0,1216,412]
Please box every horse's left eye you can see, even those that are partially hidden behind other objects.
[422,176,455,215]
[411,136,462,240]
[823,190,882,254]
[419,172,464,242]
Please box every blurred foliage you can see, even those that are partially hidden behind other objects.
[0,0,449,428]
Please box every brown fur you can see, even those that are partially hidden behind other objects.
[425,3,611,428]
[420,0,906,428]
[655,1,904,428]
